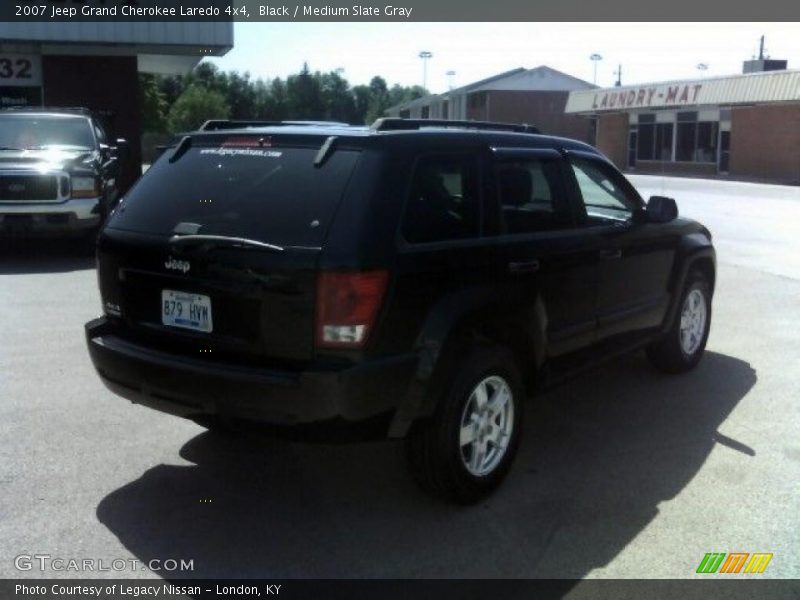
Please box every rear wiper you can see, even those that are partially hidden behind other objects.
[169,234,284,253]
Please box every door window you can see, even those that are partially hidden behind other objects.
[569,156,638,225]
[494,157,571,234]
[402,154,481,244]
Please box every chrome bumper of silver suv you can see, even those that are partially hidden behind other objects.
[0,168,102,234]
[0,197,101,234]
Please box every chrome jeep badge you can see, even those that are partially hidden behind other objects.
[164,256,191,274]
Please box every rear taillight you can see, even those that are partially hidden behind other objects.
[315,270,389,349]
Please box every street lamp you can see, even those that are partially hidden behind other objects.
[590,53,603,85]
[446,70,456,90]
[418,51,433,90]
[696,63,709,75]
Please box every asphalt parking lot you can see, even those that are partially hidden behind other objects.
[1,175,798,581]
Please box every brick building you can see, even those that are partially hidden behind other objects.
[565,62,800,184]
[386,66,596,143]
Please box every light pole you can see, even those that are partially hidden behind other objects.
[696,63,709,76]
[446,70,456,90]
[590,53,603,85]
[418,51,433,90]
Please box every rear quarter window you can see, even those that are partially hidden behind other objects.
[401,154,481,244]
[108,143,360,248]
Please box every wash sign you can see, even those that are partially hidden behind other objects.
[0,54,42,106]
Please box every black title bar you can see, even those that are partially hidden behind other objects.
[3,579,800,600]
[2,0,799,21]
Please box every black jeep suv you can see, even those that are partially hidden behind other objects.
[85,118,715,503]
[0,107,128,237]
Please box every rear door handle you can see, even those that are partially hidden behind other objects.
[599,249,622,260]
[508,260,540,273]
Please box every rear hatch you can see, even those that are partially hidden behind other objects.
[97,133,361,366]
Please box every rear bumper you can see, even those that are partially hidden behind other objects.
[85,318,419,438]
[0,197,101,235]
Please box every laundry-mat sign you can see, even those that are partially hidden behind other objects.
[591,83,703,111]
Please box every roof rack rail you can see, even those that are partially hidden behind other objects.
[371,118,540,135]
[199,119,351,131]
[0,106,92,115]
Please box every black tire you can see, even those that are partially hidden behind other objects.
[405,346,524,504]
[646,270,712,373]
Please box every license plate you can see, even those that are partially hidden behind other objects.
[161,290,213,333]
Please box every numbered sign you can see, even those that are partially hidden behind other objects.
[0,55,42,87]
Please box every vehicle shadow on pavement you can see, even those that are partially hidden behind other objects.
[96,350,756,579]
[0,239,95,274]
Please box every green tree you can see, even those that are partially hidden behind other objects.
[286,63,325,119]
[266,77,289,120]
[167,84,230,133]
[157,74,185,109]
[351,85,372,124]
[317,71,356,122]
[187,62,227,94]
[145,60,431,128]
[365,76,391,124]
[388,84,427,108]
[139,74,168,133]
[223,71,258,119]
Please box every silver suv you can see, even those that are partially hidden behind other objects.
[0,107,128,237]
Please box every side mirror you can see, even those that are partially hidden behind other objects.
[645,195,678,223]
[114,138,130,163]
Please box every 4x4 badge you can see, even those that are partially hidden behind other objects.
[164,257,191,274]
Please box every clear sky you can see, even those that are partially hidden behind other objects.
[206,22,799,92]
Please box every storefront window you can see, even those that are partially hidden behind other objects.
[636,114,674,161]
[655,123,674,160]
[676,121,697,161]
[636,114,655,160]
[630,110,720,164]
[696,121,719,162]
[719,130,731,173]
[676,111,718,163]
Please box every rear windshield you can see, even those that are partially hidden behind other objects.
[108,142,360,248]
